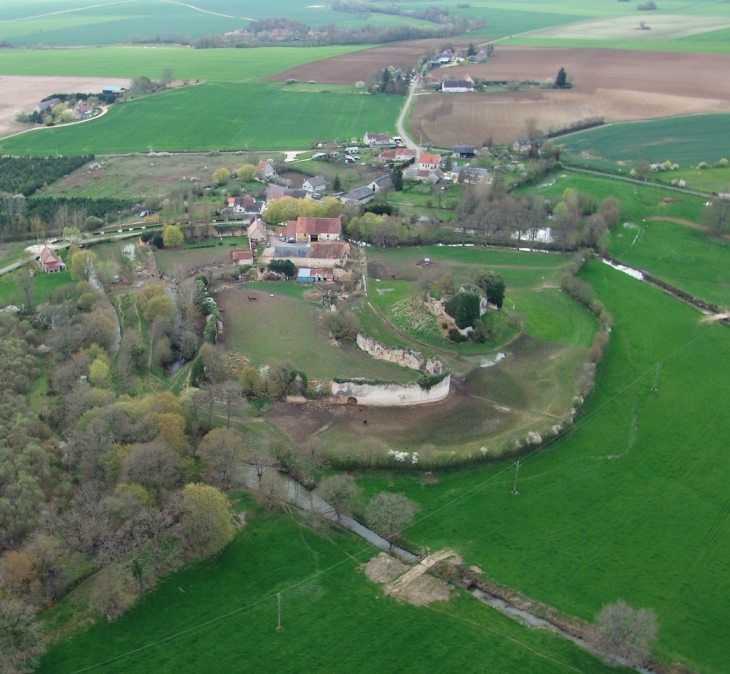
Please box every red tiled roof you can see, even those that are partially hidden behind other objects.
[309,242,346,259]
[39,246,63,267]
[419,153,441,165]
[296,216,341,235]
[229,248,253,262]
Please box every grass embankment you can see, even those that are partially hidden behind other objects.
[523,170,730,307]
[36,500,628,674]
[0,82,402,155]
[355,262,730,673]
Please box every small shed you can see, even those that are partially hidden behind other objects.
[296,268,315,283]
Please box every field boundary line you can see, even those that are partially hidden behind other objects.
[158,0,254,20]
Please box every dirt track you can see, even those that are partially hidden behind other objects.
[411,46,730,146]
[0,75,130,138]
[265,38,483,84]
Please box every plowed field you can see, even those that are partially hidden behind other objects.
[265,38,483,84]
[412,46,730,146]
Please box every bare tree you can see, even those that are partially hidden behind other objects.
[197,428,246,489]
[0,598,46,674]
[214,380,242,428]
[317,474,362,523]
[592,600,658,667]
[15,269,34,310]
[705,191,730,233]
[255,471,286,510]
[121,442,182,491]
[365,492,420,548]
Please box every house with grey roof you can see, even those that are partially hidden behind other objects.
[340,185,374,205]
[302,175,327,193]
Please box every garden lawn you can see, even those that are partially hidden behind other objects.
[559,114,730,170]
[217,287,414,382]
[354,262,730,674]
[0,83,402,154]
[36,506,628,674]
[0,268,72,305]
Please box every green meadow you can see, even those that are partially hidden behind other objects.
[559,115,730,171]
[0,44,364,82]
[36,500,628,674]
[0,83,402,154]
[355,262,730,674]
[522,170,730,306]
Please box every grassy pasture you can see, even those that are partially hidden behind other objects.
[36,501,627,674]
[354,262,730,673]
[217,285,414,382]
[521,170,730,306]
[608,219,730,307]
[559,114,730,170]
[0,83,401,154]
[650,166,730,194]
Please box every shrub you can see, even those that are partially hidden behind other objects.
[448,328,467,343]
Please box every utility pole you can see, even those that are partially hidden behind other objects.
[276,592,282,631]
[511,461,521,495]
[651,363,661,392]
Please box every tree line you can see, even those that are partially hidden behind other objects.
[0,156,93,197]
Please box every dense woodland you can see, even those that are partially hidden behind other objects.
[0,156,93,197]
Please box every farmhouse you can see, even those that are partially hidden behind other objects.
[513,137,533,154]
[34,98,61,114]
[403,166,443,183]
[72,101,94,118]
[364,132,393,147]
[369,175,393,193]
[227,195,255,213]
[269,241,349,268]
[256,160,276,180]
[229,248,253,265]
[340,185,375,205]
[247,217,268,244]
[302,175,327,193]
[377,148,416,163]
[442,79,474,93]
[452,145,477,158]
[418,153,442,171]
[285,216,342,243]
[265,184,308,202]
[37,246,65,273]
[449,165,490,184]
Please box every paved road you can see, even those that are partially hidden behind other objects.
[396,71,423,154]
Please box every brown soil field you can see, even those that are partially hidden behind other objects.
[265,38,482,85]
[0,76,130,138]
[413,46,730,146]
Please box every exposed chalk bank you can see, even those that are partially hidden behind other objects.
[331,375,451,406]
[356,333,445,374]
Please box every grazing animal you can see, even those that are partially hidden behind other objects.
[248,296,258,301]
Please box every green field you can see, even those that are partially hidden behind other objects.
[608,219,730,307]
[0,266,72,305]
[651,166,730,194]
[0,83,401,154]
[0,44,365,81]
[36,498,628,674]
[355,262,730,673]
[559,115,730,171]
[217,284,415,382]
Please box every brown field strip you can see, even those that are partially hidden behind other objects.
[412,46,730,146]
[0,75,131,138]
[265,38,484,84]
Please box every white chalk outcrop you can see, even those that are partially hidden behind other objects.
[331,375,450,406]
